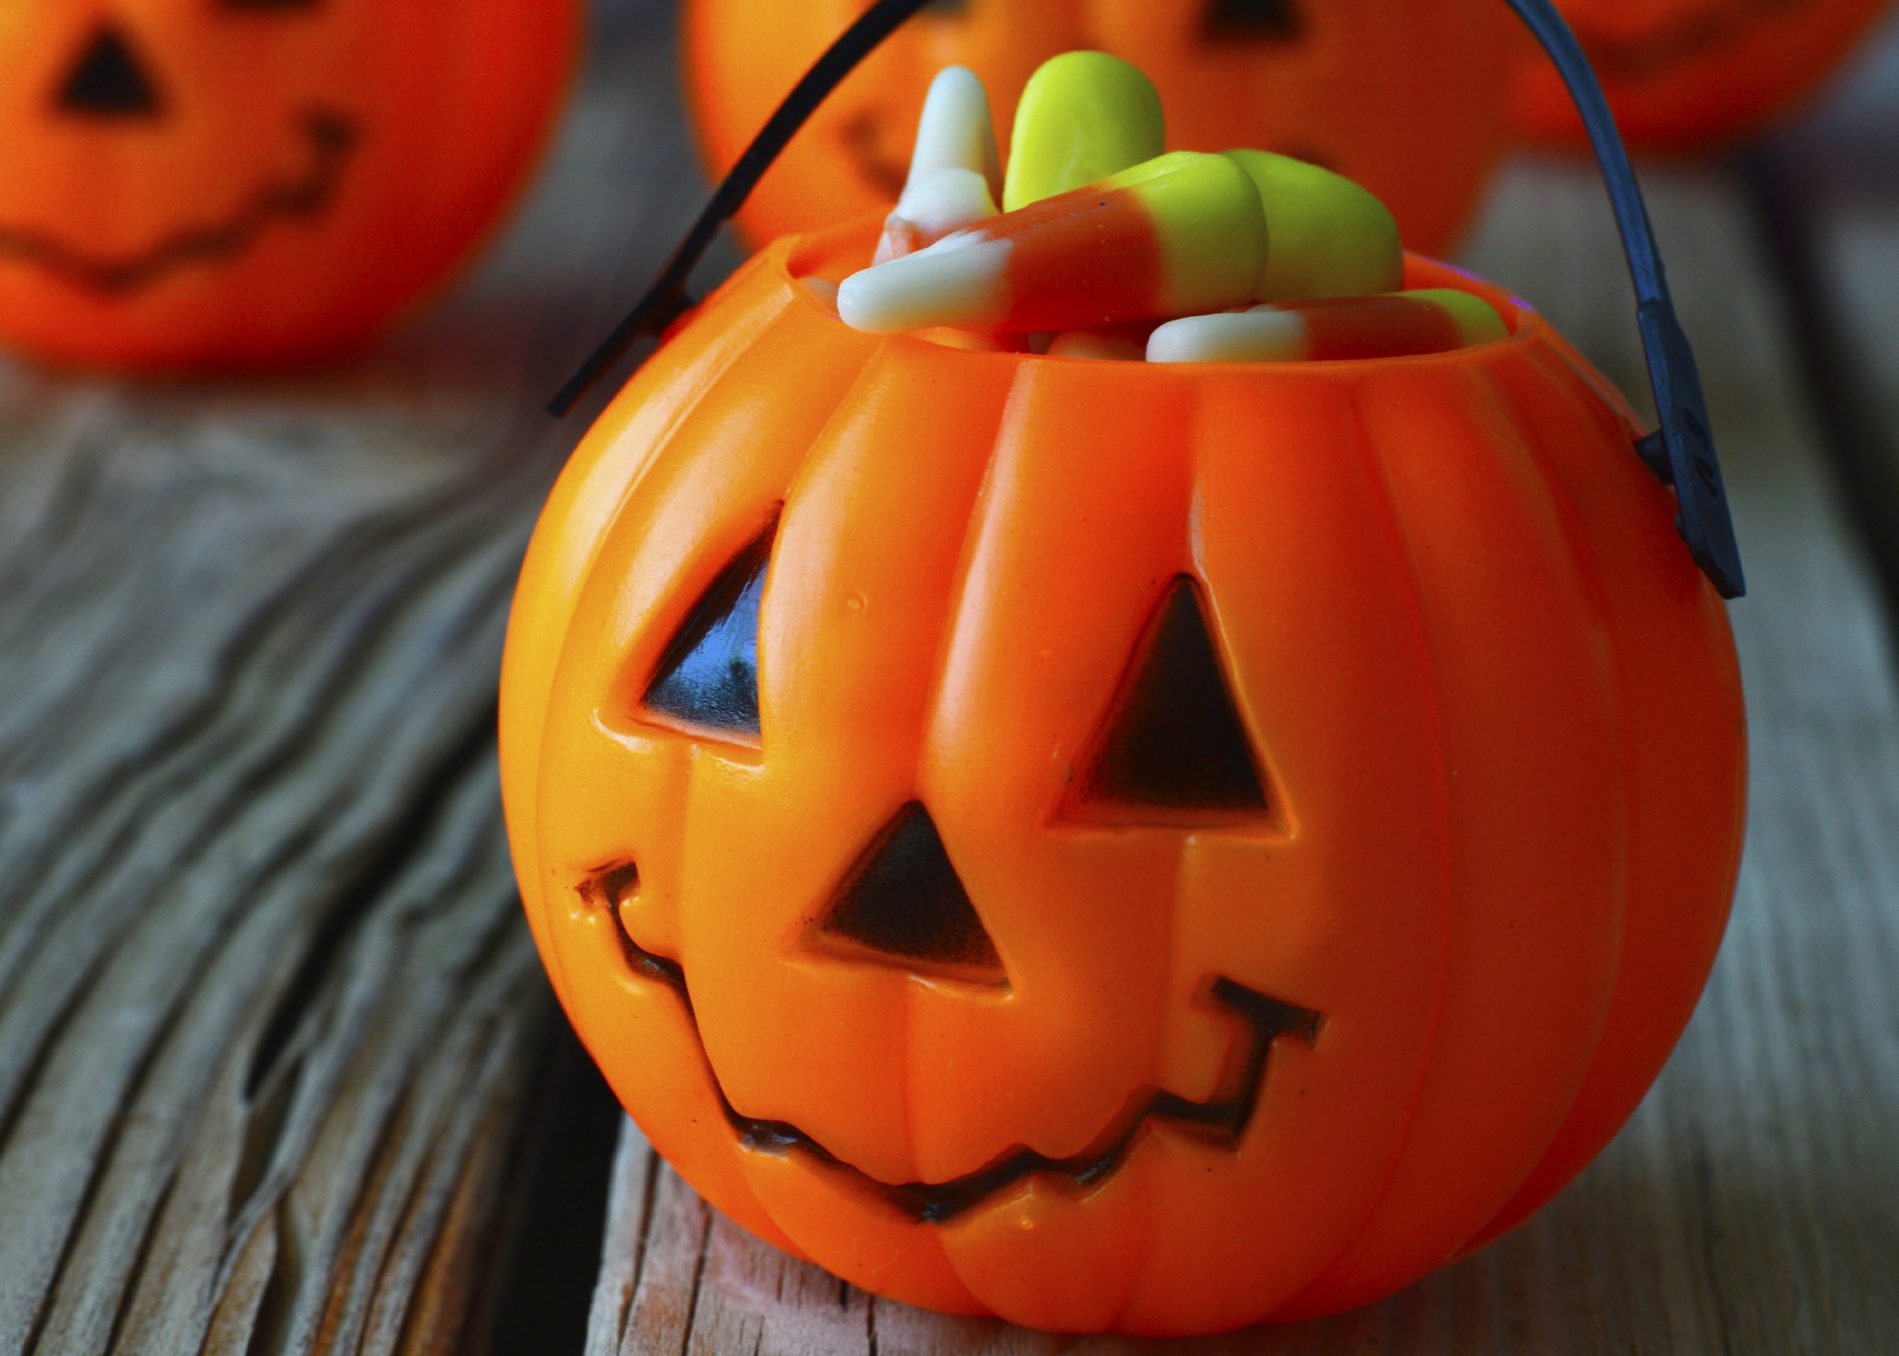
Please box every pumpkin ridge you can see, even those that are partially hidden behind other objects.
[599,319,904,1267]
[574,299,849,743]
[519,292,806,916]
[730,336,1012,1246]
[532,299,871,1030]
[884,348,1018,1237]
[504,270,791,947]
[911,355,1079,796]
[1286,379,1459,1303]
[1453,347,1678,1250]
[1113,370,1210,1326]
[1467,349,1633,1237]
[1280,358,1635,1318]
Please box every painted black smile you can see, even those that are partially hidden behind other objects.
[0,107,358,295]
[582,864,1325,1225]
[1575,0,1804,78]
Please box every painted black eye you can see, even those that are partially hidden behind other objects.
[1204,0,1303,42]
[642,527,772,741]
[1063,577,1271,821]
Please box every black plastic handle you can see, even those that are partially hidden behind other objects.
[1505,0,1743,595]
[554,0,1744,599]
[549,0,942,418]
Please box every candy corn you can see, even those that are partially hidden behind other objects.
[1045,327,1149,361]
[1222,150,1404,301]
[839,152,1269,336]
[875,67,1002,263]
[921,327,1029,353]
[1147,291,1509,364]
[875,169,1000,265]
[1003,52,1165,211]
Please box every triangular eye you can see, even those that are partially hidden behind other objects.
[814,804,1003,983]
[1203,0,1303,41]
[642,527,772,740]
[1063,577,1271,823]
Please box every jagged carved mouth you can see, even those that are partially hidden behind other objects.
[0,107,359,295]
[1574,0,1802,78]
[581,865,1325,1225]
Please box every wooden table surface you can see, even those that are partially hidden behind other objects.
[3,5,1897,1353]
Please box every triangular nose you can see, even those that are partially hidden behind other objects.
[814,804,1003,982]
[57,24,162,119]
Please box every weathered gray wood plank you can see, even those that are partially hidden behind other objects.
[581,154,1899,1354]
[1770,18,1899,612]
[0,2,705,1351]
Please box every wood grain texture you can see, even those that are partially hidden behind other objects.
[580,158,1899,1355]
[0,3,708,1351]
[1763,16,1899,615]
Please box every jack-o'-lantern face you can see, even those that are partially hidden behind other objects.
[1518,0,1892,151]
[575,550,1332,1236]
[500,225,1748,1334]
[685,0,1516,257]
[0,0,575,370]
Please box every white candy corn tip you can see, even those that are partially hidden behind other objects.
[898,167,999,236]
[909,66,1001,193]
[875,166,1001,263]
[1147,310,1307,364]
[839,233,1013,335]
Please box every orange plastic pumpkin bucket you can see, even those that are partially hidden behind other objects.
[1518,0,1893,152]
[505,0,1749,1334]
[0,0,577,371]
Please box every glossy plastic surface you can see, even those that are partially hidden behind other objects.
[0,0,576,371]
[684,0,1516,257]
[501,220,1748,1335]
[1518,0,1893,152]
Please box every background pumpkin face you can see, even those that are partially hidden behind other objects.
[501,223,1747,1334]
[1518,0,1893,151]
[684,0,1516,258]
[0,0,576,370]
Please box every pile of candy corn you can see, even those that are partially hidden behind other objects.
[831,53,1507,363]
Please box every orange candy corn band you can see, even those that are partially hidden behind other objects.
[840,153,1266,335]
